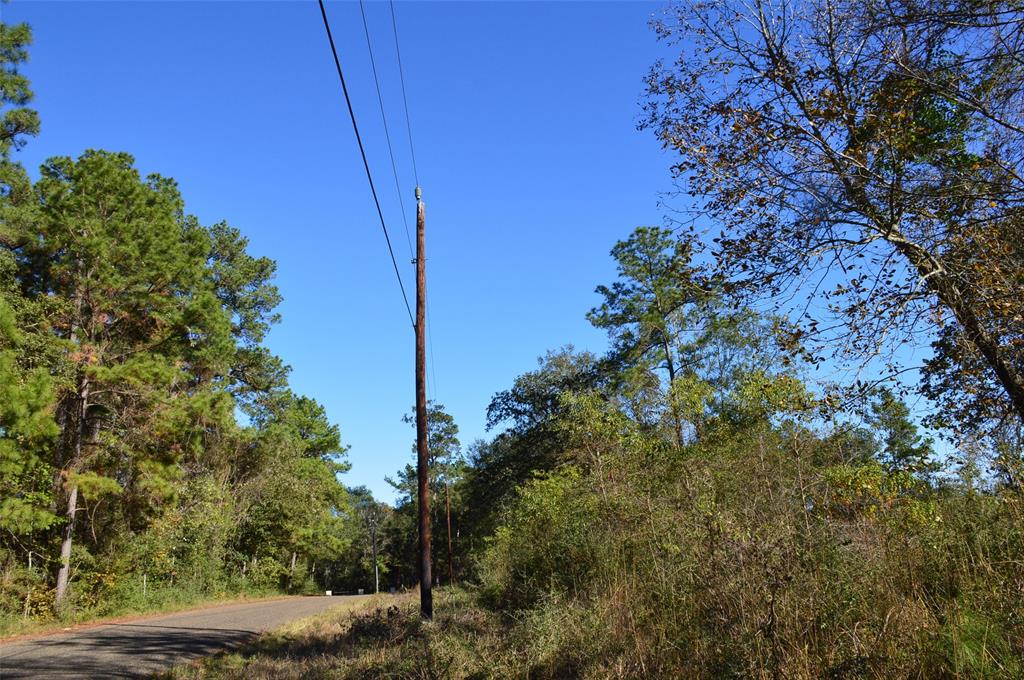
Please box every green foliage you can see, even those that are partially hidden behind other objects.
[454,265,1023,677]
[235,406,351,586]
[868,387,937,475]
[820,461,936,525]
[119,477,236,595]
[5,8,1022,677]
[0,20,39,158]
[0,298,58,534]
[479,467,597,610]
[587,227,706,367]
[328,486,391,594]
[473,398,1024,678]
[934,608,1022,680]
[486,346,601,434]
[382,402,466,589]
[0,115,351,622]
[588,227,707,444]
[402,400,461,474]
[206,221,281,347]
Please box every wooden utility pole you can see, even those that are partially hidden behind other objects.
[445,481,454,584]
[415,186,433,620]
[369,514,379,594]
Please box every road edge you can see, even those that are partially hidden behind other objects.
[0,593,311,644]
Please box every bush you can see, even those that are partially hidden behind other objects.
[474,413,1024,678]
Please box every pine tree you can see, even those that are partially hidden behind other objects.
[868,388,937,476]
[0,297,58,534]
[16,150,234,609]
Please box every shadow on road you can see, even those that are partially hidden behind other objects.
[0,622,258,679]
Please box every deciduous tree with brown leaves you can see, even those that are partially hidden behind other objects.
[644,0,1024,435]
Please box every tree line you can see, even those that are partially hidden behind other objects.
[1,19,352,624]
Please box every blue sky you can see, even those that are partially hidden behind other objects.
[4,1,678,501]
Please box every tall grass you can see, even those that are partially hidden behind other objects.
[475,416,1024,678]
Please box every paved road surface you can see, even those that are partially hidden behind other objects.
[0,595,370,679]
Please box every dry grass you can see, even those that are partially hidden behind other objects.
[161,589,514,680]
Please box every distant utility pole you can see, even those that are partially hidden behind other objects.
[445,481,454,585]
[369,512,380,594]
[415,186,433,620]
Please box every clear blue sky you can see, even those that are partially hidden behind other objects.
[4,1,676,502]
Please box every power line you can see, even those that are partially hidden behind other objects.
[427,299,439,402]
[388,0,420,187]
[318,0,414,328]
[358,0,414,259]
[388,1,438,401]
[362,0,437,402]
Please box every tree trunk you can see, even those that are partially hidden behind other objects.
[370,524,379,594]
[838,155,1024,426]
[54,484,79,610]
[663,339,684,447]
[893,237,1024,423]
[53,373,89,613]
[445,482,454,585]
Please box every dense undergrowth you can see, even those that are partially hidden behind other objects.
[167,398,1024,679]
[470,403,1024,679]
[1,485,324,637]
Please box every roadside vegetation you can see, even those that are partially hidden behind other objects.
[169,362,1024,678]
[252,1,1024,677]
[3,0,1024,676]
[0,19,351,635]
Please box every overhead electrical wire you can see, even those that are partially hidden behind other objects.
[389,0,420,188]
[386,0,438,401]
[358,0,414,259]
[427,304,439,402]
[317,0,414,329]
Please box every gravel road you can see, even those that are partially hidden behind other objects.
[0,594,370,679]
